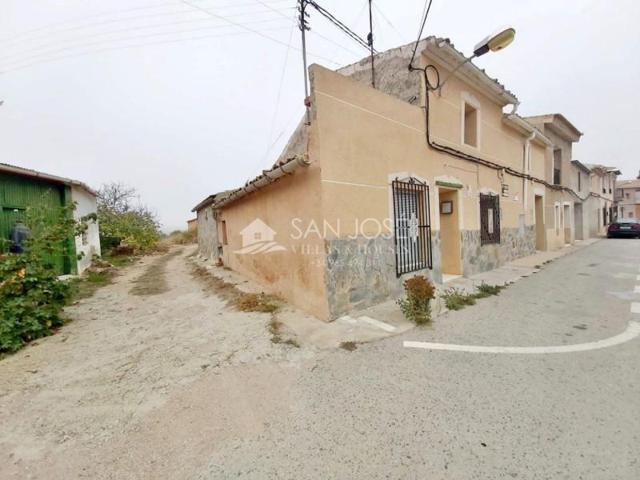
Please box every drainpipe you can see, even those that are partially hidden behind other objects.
[523,130,535,215]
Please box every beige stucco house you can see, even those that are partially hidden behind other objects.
[584,163,620,235]
[615,175,640,220]
[193,37,619,321]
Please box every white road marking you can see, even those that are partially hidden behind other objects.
[403,321,640,354]
[337,315,397,333]
[359,316,397,332]
[632,303,640,314]
[635,286,640,293]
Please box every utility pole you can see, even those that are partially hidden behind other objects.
[298,0,311,124]
[367,0,375,88]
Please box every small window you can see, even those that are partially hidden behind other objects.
[553,149,562,185]
[629,212,634,218]
[463,102,478,147]
[254,232,261,241]
[221,220,228,245]
[480,194,500,245]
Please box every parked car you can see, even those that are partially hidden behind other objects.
[607,218,640,238]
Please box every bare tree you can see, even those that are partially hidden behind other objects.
[97,182,138,213]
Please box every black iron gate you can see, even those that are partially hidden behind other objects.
[392,178,432,276]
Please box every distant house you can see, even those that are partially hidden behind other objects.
[0,163,100,275]
[615,173,640,220]
[187,218,197,232]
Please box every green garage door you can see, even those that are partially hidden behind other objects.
[0,172,72,274]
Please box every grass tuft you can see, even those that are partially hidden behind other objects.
[473,282,505,299]
[442,287,476,311]
[339,341,358,352]
[234,293,282,313]
[130,249,181,296]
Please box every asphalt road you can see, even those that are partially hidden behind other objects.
[202,239,640,480]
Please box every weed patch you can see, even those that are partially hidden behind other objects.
[340,341,358,351]
[473,282,505,299]
[190,263,298,347]
[130,249,181,296]
[234,293,282,313]
[70,270,114,300]
[441,288,477,311]
[442,282,506,311]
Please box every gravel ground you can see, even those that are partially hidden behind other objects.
[0,246,312,479]
[1,240,639,479]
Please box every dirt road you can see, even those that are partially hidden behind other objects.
[0,247,311,479]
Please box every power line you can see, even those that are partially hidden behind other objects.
[0,24,298,75]
[179,0,338,64]
[408,0,433,69]
[258,10,298,172]
[0,2,339,74]
[327,0,368,60]
[309,29,361,57]
[372,3,406,42]
[0,0,293,46]
[0,7,295,64]
[306,1,373,52]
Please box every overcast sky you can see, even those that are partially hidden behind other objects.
[1,0,639,231]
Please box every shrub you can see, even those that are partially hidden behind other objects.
[473,282,504,298]
[97,182,161,254]
[0,203,83,354]
[442,287,476,311]
[397,275,435,325]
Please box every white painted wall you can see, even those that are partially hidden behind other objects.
[71,186,101,274]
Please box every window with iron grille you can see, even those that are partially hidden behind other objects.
[392,178,432,277]
[480,193,500,245]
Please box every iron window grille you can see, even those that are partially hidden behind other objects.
[391,178,432,277]
[480,193,501,245]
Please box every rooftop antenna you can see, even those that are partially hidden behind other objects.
[367,0,375,87]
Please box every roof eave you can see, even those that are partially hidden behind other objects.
[0,163,98,196]
[423,38,519,106]
[502,114,553,147]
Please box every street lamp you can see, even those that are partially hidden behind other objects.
[436,26,515,94]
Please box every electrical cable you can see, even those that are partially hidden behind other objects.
[0,24,308,75]
[408,0,432,70]
[326,0,368,61]
[306,0,373,52]
[413,65,591,202]
[372,3,405,42]
[179,0,338,64]
[0,0,294,46]
[257,11,298,173]
[0,13,295,67]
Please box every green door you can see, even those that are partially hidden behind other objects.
[0,173,70,274]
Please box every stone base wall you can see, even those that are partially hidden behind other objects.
[323,227,534,319]
[325,235,436,320]
[461,226,536,276]
[196,207,219,262]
